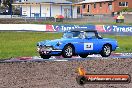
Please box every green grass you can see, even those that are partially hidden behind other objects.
[0,32,132,59]
[102,34,132,52]
[0,32,62,59]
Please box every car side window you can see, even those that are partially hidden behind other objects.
[78,32,85,39]
[85,32,96,39]
[63,32,73,38]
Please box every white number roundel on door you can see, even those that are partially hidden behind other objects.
[84,43,93,50]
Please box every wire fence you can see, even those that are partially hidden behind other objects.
[0,14,132,23]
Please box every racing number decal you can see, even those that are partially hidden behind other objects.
[84,43,93,50]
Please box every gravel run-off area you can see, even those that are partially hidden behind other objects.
[0,58,132,88]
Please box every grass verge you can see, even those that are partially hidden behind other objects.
[0,32,62,59]
[0,31,131,59]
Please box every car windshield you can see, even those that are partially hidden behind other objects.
[63,31,84,38]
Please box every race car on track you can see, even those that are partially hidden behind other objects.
[37,29,118,59]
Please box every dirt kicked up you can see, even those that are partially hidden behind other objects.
[0,58,132,88]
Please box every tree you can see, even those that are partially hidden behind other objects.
[1,0,13,14]
[2,0,12,8]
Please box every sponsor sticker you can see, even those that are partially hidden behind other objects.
[84,43,93,50]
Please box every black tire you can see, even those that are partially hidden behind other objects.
[62,44,74,58]
[40,54,51,59]
[79,54,88,58]
[100,44,112,57]
[76,76,87,86]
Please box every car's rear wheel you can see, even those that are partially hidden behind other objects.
[62,44,74,58]
[100,44,112,57]
[79,54,88,58]
[40,54,51,59]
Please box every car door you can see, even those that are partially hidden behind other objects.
[83,31,102,53]
[73,32,86,54]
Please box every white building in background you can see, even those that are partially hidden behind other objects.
[12,0,77,18]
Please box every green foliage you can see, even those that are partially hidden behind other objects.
[118,8,132,13]
[2,0,11,8]
[122,8,129,12]
[127,8,132,12]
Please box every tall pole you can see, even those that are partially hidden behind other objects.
[10,0,12,18]
[0,0,1,6]
[71,5,73,18]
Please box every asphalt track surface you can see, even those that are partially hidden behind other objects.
[1,53,132,63]
[0,53,132,88]
[0,56,132,88]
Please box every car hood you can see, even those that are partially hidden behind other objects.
[37,38,83,46]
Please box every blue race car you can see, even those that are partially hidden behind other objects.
[37,30,118,59]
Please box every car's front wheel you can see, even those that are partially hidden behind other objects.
[40,54,51,59]
[62,44,74,58]
[79,54,88,58]
[100,44,112,57]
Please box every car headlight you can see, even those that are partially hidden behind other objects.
[37,47,40,52]
[37,46,53,51]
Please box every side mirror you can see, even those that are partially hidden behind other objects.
[98,35,103,39]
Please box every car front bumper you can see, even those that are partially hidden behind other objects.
[37,47,62,55]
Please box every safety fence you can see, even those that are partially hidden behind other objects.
[0,24,132,36]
